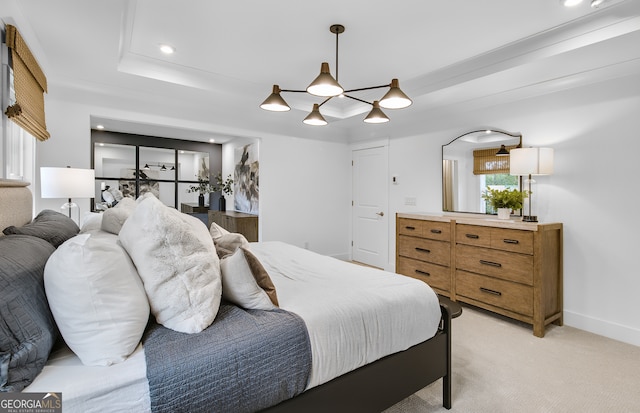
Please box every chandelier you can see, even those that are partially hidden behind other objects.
[260,24,412,126]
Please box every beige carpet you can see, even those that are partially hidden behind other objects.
[383,305,640,413]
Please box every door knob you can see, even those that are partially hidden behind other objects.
[376,211,384,217]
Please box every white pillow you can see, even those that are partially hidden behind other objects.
[80,212,103,233]
[101,197,137,235]
[209,222,230,240]
[44,232,150,366]
[220,247,278,310]
[119,195,222,334]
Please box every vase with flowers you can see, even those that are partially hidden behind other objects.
[187,178,216,207]
[214,173,234,211]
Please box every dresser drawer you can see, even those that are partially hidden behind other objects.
[397,257,451,292]
[398,236,450,267]
[456,244,533,285]
[456,270,533,316]
[456,224,491,248]
[422,220,451,241]
[397,218,424,237]
[490,228,533,254]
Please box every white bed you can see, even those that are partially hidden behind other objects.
[2,180,452,412]
[26,241,440,412]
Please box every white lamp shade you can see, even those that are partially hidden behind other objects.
[510,148,554,176]
[41,167,95,198]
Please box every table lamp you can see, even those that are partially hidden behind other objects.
[509,147,554,222]
[41,166,95,222]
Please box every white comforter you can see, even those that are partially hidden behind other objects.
[27,241,441,410]
[250,241,441,388]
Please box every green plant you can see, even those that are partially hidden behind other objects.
[215,173,234,196]
[187,178,215,195]
[481,187,527,211]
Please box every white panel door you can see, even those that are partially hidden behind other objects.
[352,145,388,269]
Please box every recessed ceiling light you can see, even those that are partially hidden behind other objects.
[209,138,216,143]
[159,44,175,54]
[561,0,583,6]
[96,124,104,129]
[590,0,605,7]
[98,143,105,146]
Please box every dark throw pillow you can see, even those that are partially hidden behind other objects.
[0,235,57,391]
[3,209,80,248]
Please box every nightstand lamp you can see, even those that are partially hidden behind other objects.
[509,147,554,222]
[41,166,95,223]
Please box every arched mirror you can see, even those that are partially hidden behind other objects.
[442,129,522,214]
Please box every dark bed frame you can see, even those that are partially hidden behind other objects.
[262,302,455,412]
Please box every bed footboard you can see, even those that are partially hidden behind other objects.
[261,301,455,413]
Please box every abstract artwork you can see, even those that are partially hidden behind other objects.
[234,143,259,214]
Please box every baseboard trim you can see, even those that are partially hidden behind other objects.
[564,310,640,347]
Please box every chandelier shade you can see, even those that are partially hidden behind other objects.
[364,101,390,124]
[306,62,343,97]
[379,79,412,109]
[261,24,412,126]
[302,103,328,126]
[260,85,291,112]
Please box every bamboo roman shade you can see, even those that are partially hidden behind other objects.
[472,145,518,175]
[4,24,50,141]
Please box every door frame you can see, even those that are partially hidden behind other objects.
[350,139,390,270]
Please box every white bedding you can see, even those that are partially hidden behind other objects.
[250,241,441,388]
[26,241,441,411]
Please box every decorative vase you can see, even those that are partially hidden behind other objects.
[209,192,216,210]
[198,194,205,207]
[219,196,226,211]
[497,208,511,220]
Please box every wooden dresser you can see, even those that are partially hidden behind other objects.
[396,213,563,337]
[208,210,259,242]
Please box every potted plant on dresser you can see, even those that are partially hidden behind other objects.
[214,173,234,211]
[187,178,215,207]
[481,187,527,219]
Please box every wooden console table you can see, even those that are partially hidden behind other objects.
[181,203,209,213]
[208,210,258,242]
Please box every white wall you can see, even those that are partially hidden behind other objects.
[387,74,640,346]
[258,135,351,258]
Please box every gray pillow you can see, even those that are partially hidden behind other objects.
[3,209,79,247]
[0,235,57,391]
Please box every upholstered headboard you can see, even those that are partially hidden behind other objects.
[0,179,33,233]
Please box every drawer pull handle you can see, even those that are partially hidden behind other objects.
[430,229,442,234]
[415,247,431,254]
[415,269,431,277]
[503,239,519,244]
[479,260,502,268]
[405,226,416,231]
[480,287,502,296]
[465,234,479,239]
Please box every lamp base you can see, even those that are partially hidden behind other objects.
[522,215,538,223]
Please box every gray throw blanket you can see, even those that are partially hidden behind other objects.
[143,304,311,413]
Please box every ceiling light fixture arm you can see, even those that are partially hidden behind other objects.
[343,94,373,106]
